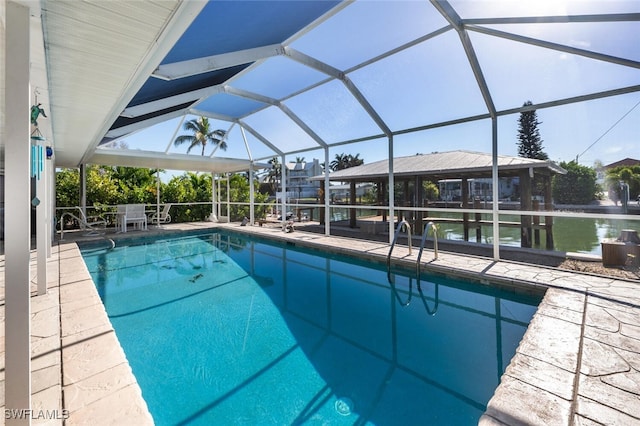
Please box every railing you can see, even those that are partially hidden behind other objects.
[386,219,412,274]
[416,221,438,278]
[387,220,412,301]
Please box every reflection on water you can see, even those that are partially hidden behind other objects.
[409,212,640,255]
[328,207,640,255]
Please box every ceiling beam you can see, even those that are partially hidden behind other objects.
[284,47,392,136]
[224,85,328,148]
[121,85,224,118]
[283,46,344,79]
[238,120,284,156]
[189,108,237,122]
[152,43,285,80]
[462,13,640,25]
[104,107,190,139]
[468,25,640,69]
[497,84,640,117]
[431,0,497,118]
[224,85,278,106]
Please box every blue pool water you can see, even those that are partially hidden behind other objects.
[80,231,541,425]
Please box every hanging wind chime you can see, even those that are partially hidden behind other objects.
[30,91,48,182]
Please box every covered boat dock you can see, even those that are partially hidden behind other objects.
[319,150,567,249]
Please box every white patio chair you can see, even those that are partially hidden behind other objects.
[59,207,107,239]
[148,203,172,225]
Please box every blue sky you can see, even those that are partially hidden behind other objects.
[113,0,640,179]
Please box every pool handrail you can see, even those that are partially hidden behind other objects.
[386,219,412,270]
[416,221,438,278]
[387,219,413,305]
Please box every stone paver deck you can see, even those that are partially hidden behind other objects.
[1,221,639,424]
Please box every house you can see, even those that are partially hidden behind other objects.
[284,159,323,199]
[604,158,640,169]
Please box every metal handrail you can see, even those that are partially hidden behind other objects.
[386,219,412,271]
[387,220,413,306]
[416,221,438,278]
[415,221,439,315]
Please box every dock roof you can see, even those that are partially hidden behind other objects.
[317,150,567,182]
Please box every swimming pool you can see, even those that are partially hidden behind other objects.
[80,231,541,425]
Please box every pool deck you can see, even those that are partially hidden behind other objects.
[1,221,639,424]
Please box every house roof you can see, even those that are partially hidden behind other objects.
[604,158,640,169]
[314,150,567,182]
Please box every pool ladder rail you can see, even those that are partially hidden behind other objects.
[387,220,439,314]
[386,220,438,278]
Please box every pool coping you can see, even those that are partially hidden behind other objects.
[2,221,639,424]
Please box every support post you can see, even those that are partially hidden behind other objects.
[47,149,53,257]
[210,172,217,221]
[249,162,255,225]
[462,177,469,241]
[80,163,86,218]
[519,168,533,248]
[381,181,387,222]
[388,135,395,243]
[475,198,482,242]
[156,169,161,226]
[5,2,32,422]
[491,118,500,260]
[544,174,554,249]
[324,147,330,235]
[226,173,230,223]
[533,199,540,246]
[217,177,221,219]
[415,175,423,234]
[281,155,287,225]
[349,180,356,228]
[36,142,47,295]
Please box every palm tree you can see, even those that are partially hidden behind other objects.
[330,153,349,171]
[265,157,281,195]
[346,153,364,168]
[330,153,363,171]
[174,116,227,156]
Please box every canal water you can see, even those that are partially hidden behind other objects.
[422,214,640,256]
[329,208,640,256]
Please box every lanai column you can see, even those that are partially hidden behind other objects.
[80,163,87,218]
[249,163,255,225]
[36,140,49,295]
[210,172,217,222]
[5,2,32,422]
[281,154,287,224]
[323,147,330,235]
[491,118,500,260]
[226,173,230,223]
[388,135,395,243]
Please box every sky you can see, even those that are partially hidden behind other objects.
[111,0,640,180]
